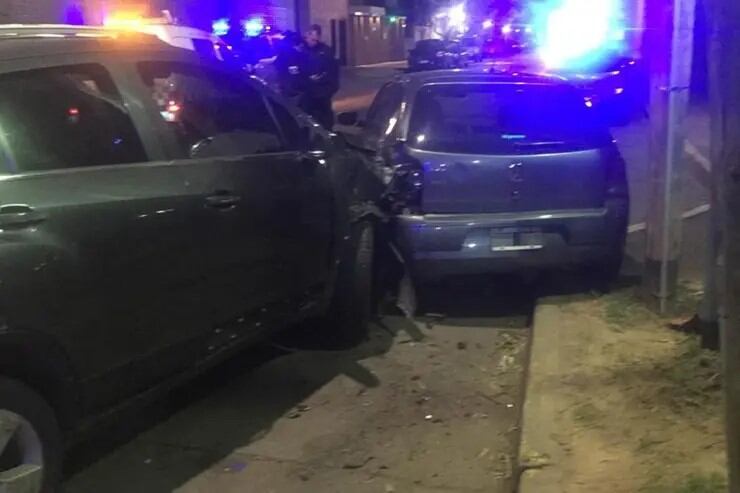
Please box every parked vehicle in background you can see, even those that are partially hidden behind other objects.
[0,28,378,493]
[105,12,235,63]
[460,36,483,63]
[500,21,535,52]
[408,39,465,71]
[339,70,629,298]
[556,56,648,125]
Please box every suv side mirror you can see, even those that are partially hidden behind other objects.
[337,111,360,126]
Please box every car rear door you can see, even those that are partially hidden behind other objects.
[134,59,329,349]
[0,61,205,413]
[405,82,610,214]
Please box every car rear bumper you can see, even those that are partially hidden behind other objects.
[395,202,628,280]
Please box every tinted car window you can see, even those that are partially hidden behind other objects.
[365,83,404,137]
[138,62,283,159]
[0,64,146,173]
[416,40,445,53]
[408,83,609,154]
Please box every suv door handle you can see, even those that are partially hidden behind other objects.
[205,192,241,210]
[0,204,46,228]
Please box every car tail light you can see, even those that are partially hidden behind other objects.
[383,147,424,214]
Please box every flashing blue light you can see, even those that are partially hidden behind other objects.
[533,0,626,70]
[212,18,230,36]
[243,17,264,37]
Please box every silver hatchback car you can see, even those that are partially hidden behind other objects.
[343,70,629,283]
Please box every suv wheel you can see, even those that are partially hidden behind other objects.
[0,378,61,493]
[326,221,375,344]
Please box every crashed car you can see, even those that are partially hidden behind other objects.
[339,70,629,295]
[0,26,380,493]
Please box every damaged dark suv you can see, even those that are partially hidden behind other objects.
[0,27,379,492]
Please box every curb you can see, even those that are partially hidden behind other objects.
[517,302,566,493]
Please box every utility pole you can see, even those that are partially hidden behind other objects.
[644,0,695,313]
[707,0,740,488]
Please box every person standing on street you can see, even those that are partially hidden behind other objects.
[274,32,308,106]
[301,24,340,129]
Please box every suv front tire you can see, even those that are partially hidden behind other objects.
[0,377,62,493]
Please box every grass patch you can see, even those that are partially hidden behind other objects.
[571,402,605,428]
[643,472,726,493]
[603,282,703,330]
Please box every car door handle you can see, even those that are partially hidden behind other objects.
[0,204,46,228]
[205,192,241,210]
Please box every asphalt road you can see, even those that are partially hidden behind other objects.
[64,280,533,493]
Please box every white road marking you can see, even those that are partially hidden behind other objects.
[684,140,711,171]
[627,140,712,233]
[628,204,711,234]
[355,60,407,68]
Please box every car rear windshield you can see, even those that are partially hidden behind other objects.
[415,40,445,52]
[408,83,610,154]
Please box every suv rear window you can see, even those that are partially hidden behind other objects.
[408,83,610,154]
[0,64,146,173]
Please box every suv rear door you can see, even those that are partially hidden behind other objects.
[0,62,205,412]
[405,82,611,214]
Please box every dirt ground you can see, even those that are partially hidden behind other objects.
[522,283,726,493]
[64,283,530,493]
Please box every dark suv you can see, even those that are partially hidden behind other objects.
[0,29,377,492]
[342,70,629,285]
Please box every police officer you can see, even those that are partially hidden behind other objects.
[300,24,340,129]
[274,32,308,106]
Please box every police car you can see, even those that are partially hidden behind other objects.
[0,11,233,63]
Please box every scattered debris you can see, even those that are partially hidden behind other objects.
[477,448,491,459]
[415,396,431,405]
[143,458,152,465]
[498,354,516,371]
[342,456,374,470]
[457,341,468,350]
[384,483,396,492]
[223,461,248,473]
[520,451,552,471]
[424,414,434,421]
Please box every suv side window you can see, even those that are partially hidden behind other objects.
[267,98,305,151]
[0,64,147,173]
[365,83,404,137]
[138,62,284,159]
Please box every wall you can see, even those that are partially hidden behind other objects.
[303,0,347,36]
[0,0,67,22]
[347,15,405,66]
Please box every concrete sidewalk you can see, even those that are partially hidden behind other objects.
[518,292,725,493]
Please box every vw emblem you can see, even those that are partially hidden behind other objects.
[509,162,524,183]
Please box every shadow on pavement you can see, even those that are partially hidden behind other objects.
[64,271,537,492]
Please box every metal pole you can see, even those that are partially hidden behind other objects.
[697,0,720,351]
[644,0,695,312]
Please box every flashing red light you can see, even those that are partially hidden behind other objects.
[68,107,80,116]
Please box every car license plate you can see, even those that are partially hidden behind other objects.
[491,228,544,252]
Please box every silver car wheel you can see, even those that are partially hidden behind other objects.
[0,410,43,493]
